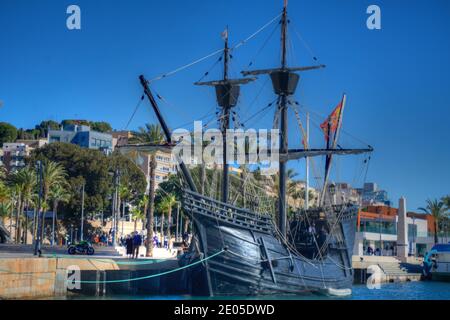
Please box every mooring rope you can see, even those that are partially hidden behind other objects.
[70,249,225,284]
[0,249,226,284]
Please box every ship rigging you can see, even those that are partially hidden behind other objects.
[122,0,373,297]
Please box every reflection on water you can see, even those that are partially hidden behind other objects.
[62,281,450,300]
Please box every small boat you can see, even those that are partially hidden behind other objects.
[423,243,450,281]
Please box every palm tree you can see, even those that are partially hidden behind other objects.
[442,196,450,238]
[289,183,304,208]
[40,161,67,242]
[131,206,145,232]
[157,200,166,245]
[138,194,148,232]
[419,199,448,244]
[130,124,165,145]
[0,179,12,225]
[270,168,298,227]
[7,167,37,243]
[129,123,165,257]
[49,183,71,246]
[160,194,177,248]
[20,168,37,245]
[271,168,298,195]
[7,188,18,236]
[7,174,22,243]
[0,179,13,243]
[443,195,450,212]
[146,155,157,256]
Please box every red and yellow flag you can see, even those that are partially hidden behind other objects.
[320,98,344,141]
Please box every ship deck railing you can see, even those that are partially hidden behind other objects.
[182,189,274,233]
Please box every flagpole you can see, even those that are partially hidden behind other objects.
[319,94,347,206]
[332,93,346,149]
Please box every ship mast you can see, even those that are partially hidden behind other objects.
[278,0,289,237]
[305,112,310,209]
[221,28,231,203]
[195,29,255,203]
[242,0,325,237]
[139,75,198,192]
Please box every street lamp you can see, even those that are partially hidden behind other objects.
[175,202,180,241]
[70,224,74,244]
[80,182,85,241]
[34,161,43,256]
[412,216,416,256]
[108,169,120,246]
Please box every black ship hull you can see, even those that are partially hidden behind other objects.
[180,190,357,297]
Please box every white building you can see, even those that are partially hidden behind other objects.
[353,202,437,258]
[1,143,30,171]
[0,139,48,172]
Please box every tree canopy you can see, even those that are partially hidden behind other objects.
[91,121,112,133]
[28,142,146,228]
[61,120,112,133]
[0,122,17,146]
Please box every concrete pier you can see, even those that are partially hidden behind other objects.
[0,255,180,299]
[352,255,423,284]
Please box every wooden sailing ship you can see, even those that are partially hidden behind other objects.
[135,1,373,296]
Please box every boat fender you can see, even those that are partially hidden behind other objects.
[326,288,352,297]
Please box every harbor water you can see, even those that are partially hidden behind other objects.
[64,281,450,300]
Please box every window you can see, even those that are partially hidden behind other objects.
[360,219,397,235]
[408,224,418,240]
[156,155,170,162]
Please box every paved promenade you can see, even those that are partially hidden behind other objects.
[0,244,123,259]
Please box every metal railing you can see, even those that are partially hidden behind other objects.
[359,225,397,235]
[182,189,273,233]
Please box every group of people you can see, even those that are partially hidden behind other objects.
[307,223,329,246]
[117,231,191,258]
[365,245,395,256]
[92,233,110,246]
[366,246,382,256]
[123,232,143,259]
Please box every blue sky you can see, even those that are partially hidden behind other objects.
[1,0,449,210]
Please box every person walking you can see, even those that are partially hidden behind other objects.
[125,234,133,259]
[132,232,142,259]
